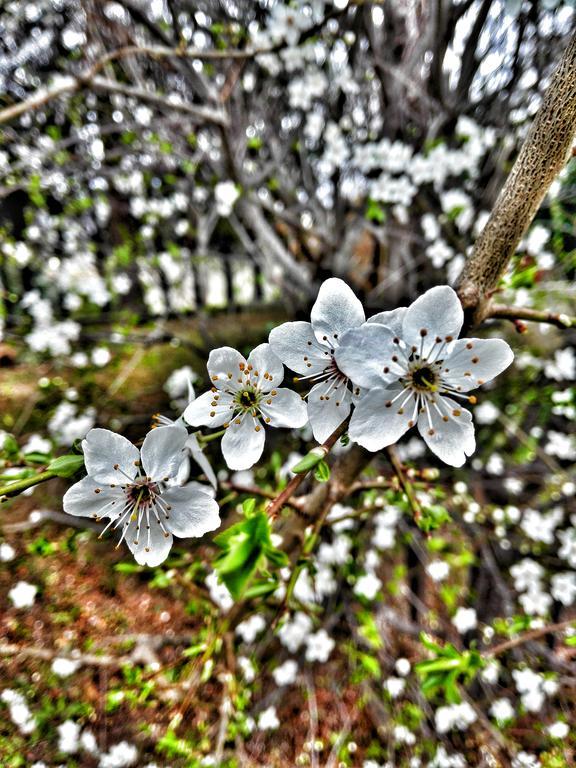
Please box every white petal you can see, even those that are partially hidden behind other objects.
[183,390,235,427]
[63,476,121,519]
[126,517,173,567]
[207,346,246,391]
[186,433,218,488]
[368,307,407,336]
[247,343,285,391]
[162,487,221,538]
[403,286,463,357]
[140,425,189,480]
[259,388,308,428]
[310,277,365,344]
[335,324,398,389]
[417,396,475,467]
[307,380,351,443]
[82,428,139,484]
[221,414,266,470]
[269,321,330,374]
[442,338,514,392]
[349,386,412,451]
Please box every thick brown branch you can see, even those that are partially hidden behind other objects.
[456,31,576,325]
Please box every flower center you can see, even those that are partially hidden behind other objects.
[409,365,439,392]
[236,388,260,411]
[126,479,158,507]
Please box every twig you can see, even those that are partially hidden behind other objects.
[0,471,55,502]
[265,421,348,520]
[0,43,275,126]
[488,304,575,330]
[384,447,423,524]
[486,618,576,658]
[220,481,303,511]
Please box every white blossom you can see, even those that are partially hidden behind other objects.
[305,629,335,662]
[236,614,267,644]
[52,657,81,677]
[434,702,477,733]
[184,344,307,470]
[452,607,477,634]
[257,706,280,730]
[490,698,515,722]
[354,572,382,600]
[272,659,299,686]
[8,580,38,608]
[1,689,36,734]
[63,427,220,566]
[278,612,313,652]
[336,286,513,466]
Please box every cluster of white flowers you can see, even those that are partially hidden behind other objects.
[512,668,558,712]
[1,689,36,734]
[188,279,513,470]
[276,612,334,662]
[55,719,138,767]
[434,701,477,733]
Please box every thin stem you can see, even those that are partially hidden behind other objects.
[384,447,423,524]
[265,420,349,520]
[0,470,55,502]
[486,618,576,658]
[195,429,226,444]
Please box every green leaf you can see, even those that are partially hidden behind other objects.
[47,454,85,478]
[264,547,289,568]
[114,562,143,574]
[242,497,257,517]
[213,512,273,600]
[23,452,51,465]
[365,199,386,223]
[314,460,331,482]
[243,578,280,599]
[358,652,381,678]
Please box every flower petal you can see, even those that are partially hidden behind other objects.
[63,476,121,519]
[269,321,330,374]
[207,346,247,391]
[442,338,514,392]
[417,396,475,467]
[310,278,365,344]
[247,343,285,391]
[402,286,463,357]
[349,386,412,451]
[307,379,351,443]
[221,414,266,470]
[83,428,139,484]
[335,324,397,389]
[259,388,308,428]
[183,390,235,428]
[162,486,221,538]
[140,425,189,480]
[186,433,218,488]
[126,517,173,567]
[368,307,407,336]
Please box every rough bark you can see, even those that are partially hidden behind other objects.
[455,31,576,326]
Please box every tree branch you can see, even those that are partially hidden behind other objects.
[487,304,575,330]
[456,31,576,325]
